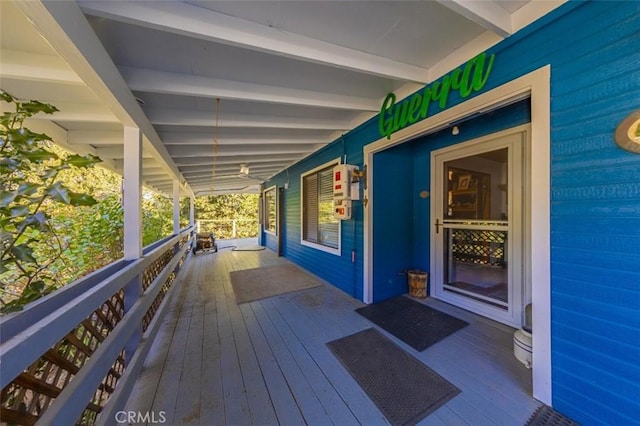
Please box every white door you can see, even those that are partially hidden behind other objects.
[431,130,525,327]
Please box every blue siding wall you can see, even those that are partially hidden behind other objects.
[263,140,365,299]
[263,1,640,423]
[371,143,414,301]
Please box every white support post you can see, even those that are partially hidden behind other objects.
[190,196,195,227]
[173,180,180,235]
[123,127,142,260]
[122,126,143,367]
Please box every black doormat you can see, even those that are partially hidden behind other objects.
[355,296,468,351]
[327,328,460,426]
[526,405,580,425]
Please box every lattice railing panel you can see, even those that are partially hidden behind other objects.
[451,229,507,266]
[75,349,125,425]
[1,290,125,425]
[178,234,189,249]
[142,248,174,291]
[142,273,175,332]
[142,245,190,331]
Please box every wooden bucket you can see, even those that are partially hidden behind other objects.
[407,270,428,298]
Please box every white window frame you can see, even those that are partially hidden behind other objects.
[300,158,341,255]
[263,185,277,236]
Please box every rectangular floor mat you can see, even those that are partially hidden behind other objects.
[327,328,460,425]
[355,296,468,351]
[230,263,322,304]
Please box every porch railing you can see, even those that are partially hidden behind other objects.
[0,226,195,425]
[196,219,258,239]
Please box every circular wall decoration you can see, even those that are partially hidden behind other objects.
[615,109,640,153]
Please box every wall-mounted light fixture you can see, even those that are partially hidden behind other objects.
[615,110,640,153]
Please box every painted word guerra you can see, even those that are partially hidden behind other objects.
[378,52,496,139]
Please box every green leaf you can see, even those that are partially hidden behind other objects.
[0,157,19,169]
[17,212,48,232]
[10,244,37,263]
[10,205,30,217]
[0,191,16,208]
[69,192,97,207]
[66,154,102,168]
[47,182,70,204]
[41,167,61,179]
[22,148,59,163]
[17,183,39,197]
[21,100,58,116]
[0,90,17,103]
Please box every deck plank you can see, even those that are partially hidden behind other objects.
[199,254,226,424]
[171,257,206,425]
[270,294,389,425]
[149,263,198,424]
[220,254,281,425]
[238,302,305,425]
[258,300,361,426]
[215,253,254,425]
[245,301,330,424]
[123,239,541,426]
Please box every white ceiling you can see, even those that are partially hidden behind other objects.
[0,0,563,196]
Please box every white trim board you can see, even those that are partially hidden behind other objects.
[362,65,551,405]
[263,185,278,236]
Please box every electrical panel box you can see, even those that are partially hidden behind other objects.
[334,199,352,220]
[333,164,361,220]
[333,164,360,201]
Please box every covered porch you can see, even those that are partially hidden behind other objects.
[123,238,540,425]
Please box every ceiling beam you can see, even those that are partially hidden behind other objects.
[161,136,328,146]
[2,101,118,123]
[183,166,288,178]
[68,130,122,146]
[0,49,84,85]
[95,146,155,159]
[167,143,322,158]
[121,67,379,112]
[113,158,164,170]
[141,166,167,174]
[435,0,512,37]
[78,0,430,83]
[177,154,302,168]
[147,108,350,130]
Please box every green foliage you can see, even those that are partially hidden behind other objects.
[142,193,174,246]
[195,194,259,238]
[0,91,261,313]
[1,90,102,312]
[195,194,258,220]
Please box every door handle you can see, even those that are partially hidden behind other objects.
[435,218,442,234]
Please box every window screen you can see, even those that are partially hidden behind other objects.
[302,164,339,249]
[264,187,276,234]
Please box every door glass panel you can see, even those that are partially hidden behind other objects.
[442,148,509,309]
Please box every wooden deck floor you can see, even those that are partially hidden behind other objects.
[123,240,541,425]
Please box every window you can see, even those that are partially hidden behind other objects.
[263,186,277,234]
[301,159,340,254]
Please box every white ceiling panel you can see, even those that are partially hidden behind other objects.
[1,0,562,195]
